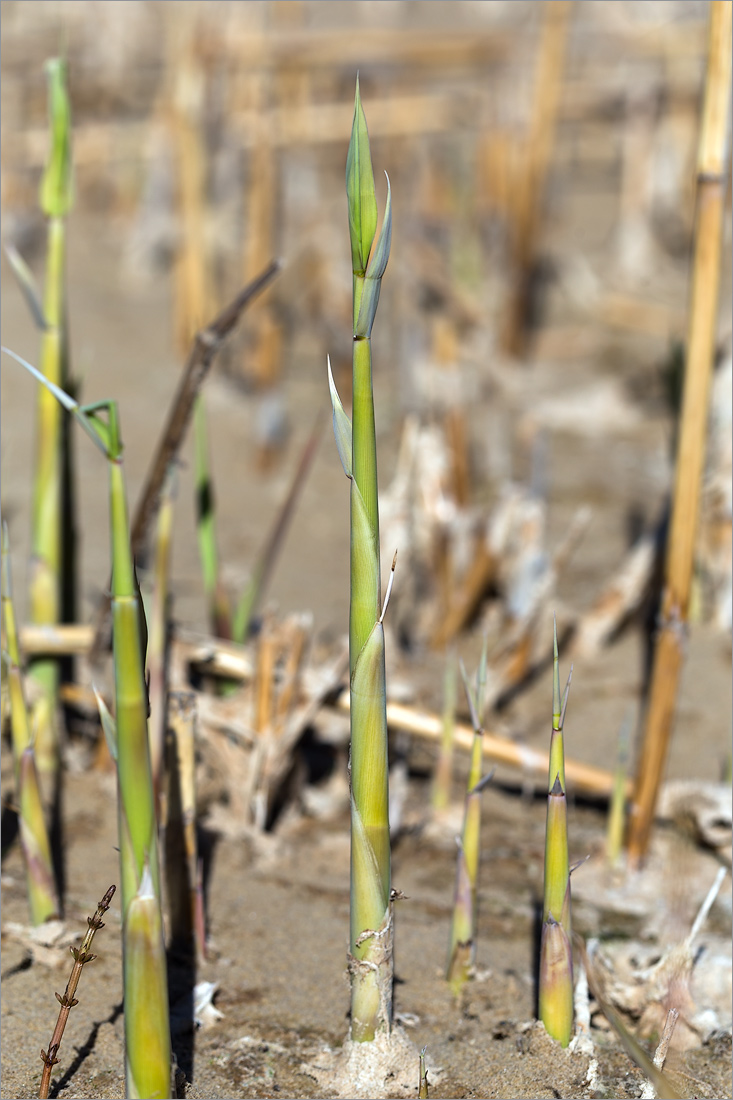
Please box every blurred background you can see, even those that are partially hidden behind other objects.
[1,0,730,667]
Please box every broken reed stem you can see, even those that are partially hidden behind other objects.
[36,623,630,799]
[628,0,732,866]
[39,885,115,1100]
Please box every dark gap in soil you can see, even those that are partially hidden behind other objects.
[48,1000,123,1100]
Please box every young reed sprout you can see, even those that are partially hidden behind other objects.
[1,522,60,925]
[432,649,457,813]
[606,709,631,867]
[539,619,573,1046]
[418,1045,429,1099]
[29,57,74,788]
[4,348,171,1098]
[446,646,492,995]
[194,395,230,638]
[328,77,393,1042]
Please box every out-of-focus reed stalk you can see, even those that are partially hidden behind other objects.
[147,471,175,817]
[2,522,59,925]
[432,650,457,813]
[539,620,573,1046]
[29,58,74,787]
[4,350,171,1098]
[194,397,230,638]
[446,649,490,994]
[165,691,204,960]
[606,710,631,867]
[328,77,393,1043]
[628,0,732,867]
[39,885,115,1100]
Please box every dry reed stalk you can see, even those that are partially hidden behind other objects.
[243,69,281,392]
[431,538,495,649]
[628,0,732,866]
[503,0,572,358]
[45,625,626,800]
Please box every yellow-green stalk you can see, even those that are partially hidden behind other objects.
[4,350,171,1098]
[147,469,175,816]
[328,78,393,1042]
[432,650,457,812]
[539,620,573,1046]
[418,1045,429,1099]
[606,710,631,867]
[30,58,74,784]
[1,522,59,924]
[194,396,230,638]
[446,653,489,994]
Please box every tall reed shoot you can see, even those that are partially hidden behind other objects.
[328,77,393,1042]
[1,522,59,925]
[5,349,171,1098]
[539,620,573,1046]
[29,58,74,787]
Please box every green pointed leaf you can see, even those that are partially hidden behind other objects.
[4,244,49,330]
[354,174,392,340]
[327,356,352,478]
[346,76,377,276]
[40,58,73,218]
[93,685,118,762]
[2,347,111,457]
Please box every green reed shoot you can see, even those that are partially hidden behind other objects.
[4,348,171,1098]
[607,709,631,867]
[328,77,393,1042]
[1,522,59,925]
[539,619,573,1046]
[194,395,230,638]
[29,58,74,788]
[447,646,492,994]
[432,650,457,812]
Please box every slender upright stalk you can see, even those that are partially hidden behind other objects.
[30,58,73,784]
[539,621,573,1046]
[628,0,732,866]
[2,523,59,925]
[4,351,171,1099]
[446,651,489,994]
[194,397,230,638]
[328,78,393,1042]
[147,470,175,816]
[432,651,457,812]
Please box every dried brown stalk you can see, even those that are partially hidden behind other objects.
[87,260,280,663]
[628,0,732,866]
[39,885,116,1100]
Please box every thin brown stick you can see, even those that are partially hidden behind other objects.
[628,0,732,866]
[87,260,280,663]
[39,885,115,1100]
